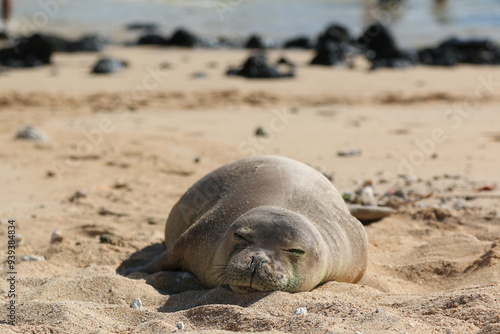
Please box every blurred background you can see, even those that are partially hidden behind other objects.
[8,0,500,47]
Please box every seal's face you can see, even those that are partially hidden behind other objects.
[215,206,324,293]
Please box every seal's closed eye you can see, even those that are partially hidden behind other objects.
[287,249,305,256]
[234,233,249,242]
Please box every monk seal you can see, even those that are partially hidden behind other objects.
[127,155,368,293]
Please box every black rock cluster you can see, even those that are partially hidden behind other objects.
[227,54,295,79]
[283,36,314,49]
[356,23,415,70]
[138,28,198,47]
[137,28,220,48]
[45,34,106,53]
[2,22,500,74]
[418,38,500,66]
[0,34,53,67]
[308,22,500,70]
[310,24,353,66]
[0,33,106,68]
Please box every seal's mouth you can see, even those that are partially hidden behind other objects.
[229,284,260,293]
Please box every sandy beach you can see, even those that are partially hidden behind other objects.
[1,47,499,333]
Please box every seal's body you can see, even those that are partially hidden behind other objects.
[132,156,368,292]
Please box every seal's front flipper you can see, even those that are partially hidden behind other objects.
[124,250,179,276]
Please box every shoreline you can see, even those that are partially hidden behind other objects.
[10,0,500,48]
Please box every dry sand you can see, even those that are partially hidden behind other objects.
[0,47,499,334]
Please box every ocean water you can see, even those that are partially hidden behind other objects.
[11,0,500,47]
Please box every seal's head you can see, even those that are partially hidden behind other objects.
[214,206,327,293]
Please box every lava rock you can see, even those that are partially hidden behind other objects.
[311,41,347,66]
[137,33,168,46]
[310,24,352,66]
[91,58,128,74]
[255,126,270,137]
[418,37,500,66]
[277,57,295,66]
[0,34,53,67]
[284,36,314,49]
[246,34,266,49]
[321,24,351,44]
[357,23,414,70]
[357,23,401,58]
[76,35,107,52]
[227,54,295,79]
[168,28,198,47]
[47,34,106,53]
[417,44,458,67]
[440,38,500,64]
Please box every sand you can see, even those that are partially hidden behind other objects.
[0,47,499,334]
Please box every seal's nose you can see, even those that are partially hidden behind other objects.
[250,254,269,268]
